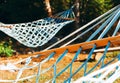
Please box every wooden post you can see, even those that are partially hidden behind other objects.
[44,0,52,16]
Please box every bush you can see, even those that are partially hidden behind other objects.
[0,41,14,57]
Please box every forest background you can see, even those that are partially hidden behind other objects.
[0,0,119,56]
[0,0,119,24]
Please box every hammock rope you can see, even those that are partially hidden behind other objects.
[0,5,120,83]
[73,56,120,83]
[44,5,120,50]
[0,7,75,47]
[0,36,120,83]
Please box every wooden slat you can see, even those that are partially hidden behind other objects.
[12,36,120,62]
[0,25,13,28]
[34,36,120,56]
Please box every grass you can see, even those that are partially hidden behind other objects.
[0,41,14,57]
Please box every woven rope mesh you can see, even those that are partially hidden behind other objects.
[0,8,75,47]
[0,4,119,83]
[73,60,120,83]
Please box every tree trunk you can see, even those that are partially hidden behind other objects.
[74,0,80,28]
[44,0,52,16]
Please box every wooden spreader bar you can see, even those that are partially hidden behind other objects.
[34,36,120,56]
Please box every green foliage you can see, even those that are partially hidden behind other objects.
[50,0,114,26]
[0,41,14,57]
[79,0,113,25]
[0,0,118,47]
[50,0,72,13]
[0,0,115,24]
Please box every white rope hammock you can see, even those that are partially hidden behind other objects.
[0,8,75,47]
[73,60,120,83]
